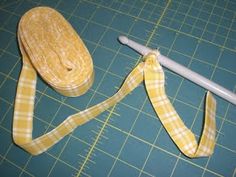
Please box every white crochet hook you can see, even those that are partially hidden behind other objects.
[118,36,236,105]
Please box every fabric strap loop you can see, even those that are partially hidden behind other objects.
[13,7,216,157]
[143,53,216,157]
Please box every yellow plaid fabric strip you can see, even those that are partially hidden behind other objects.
[13,7,216,157]
[14,59,143,155]
[144,53,216,157]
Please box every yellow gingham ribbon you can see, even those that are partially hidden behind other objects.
[144,53,216,157]
[13,7,216,157]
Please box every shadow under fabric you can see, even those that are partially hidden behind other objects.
[13,7,217,157]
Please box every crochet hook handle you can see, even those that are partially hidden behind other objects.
[119,36,236,105]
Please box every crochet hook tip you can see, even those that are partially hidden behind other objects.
[118,35,152,56]
[118,36,129,45]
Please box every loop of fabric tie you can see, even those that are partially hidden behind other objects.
[143,53,216,157]
[13,7,216,157]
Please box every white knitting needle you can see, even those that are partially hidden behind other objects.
[118,36,236,105]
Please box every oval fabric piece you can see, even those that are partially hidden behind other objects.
[18,7,94,96]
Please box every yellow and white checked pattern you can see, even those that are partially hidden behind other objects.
[13,7,216,157]
[144,53,216,157]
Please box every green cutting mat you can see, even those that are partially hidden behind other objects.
[0,0,236,176]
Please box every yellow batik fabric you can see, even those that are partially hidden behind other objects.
[13,7,216,157]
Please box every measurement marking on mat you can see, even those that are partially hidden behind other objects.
[76,106,116,176]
